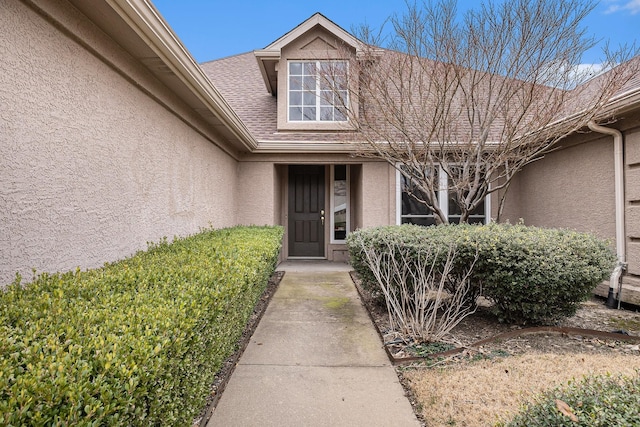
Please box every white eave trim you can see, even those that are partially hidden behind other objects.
[254,50,280,95]
[254,141,361,153]
[261,13,361,53]
[105,0,258,151]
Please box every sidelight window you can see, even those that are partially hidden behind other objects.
[331,165,349,242]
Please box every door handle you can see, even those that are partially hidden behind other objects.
[320,209,325,226]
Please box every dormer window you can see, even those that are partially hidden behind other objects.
[288,61,348,122]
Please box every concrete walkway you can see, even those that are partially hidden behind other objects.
[207,261,419,426]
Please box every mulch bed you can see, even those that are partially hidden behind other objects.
[349,272,640,366]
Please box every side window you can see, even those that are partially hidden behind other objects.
[397,165,488,225]
[332,165,349,242]
[399,168,439,226]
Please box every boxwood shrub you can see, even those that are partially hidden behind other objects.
[347,223,615,325]
[0,225,283,426]
[503,372,640,426]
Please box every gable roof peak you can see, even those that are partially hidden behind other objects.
[254,13,362,95]
[261,12,360,52]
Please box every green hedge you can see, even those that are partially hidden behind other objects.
[503,372,640,426]
[0,225,283,426]
[347,223,615,324]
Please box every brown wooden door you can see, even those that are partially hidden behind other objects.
[288,165,325,257]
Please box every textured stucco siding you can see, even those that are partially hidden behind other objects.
[501,136,616,240]
[0,0,238,285]
[236,162,276,225]
[360,162,395,227]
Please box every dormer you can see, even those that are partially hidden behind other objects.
[254,13,362,131]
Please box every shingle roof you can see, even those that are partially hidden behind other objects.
[200,46,640,148]
[200,53,358,144]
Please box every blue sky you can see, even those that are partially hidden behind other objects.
[153,0,639,64]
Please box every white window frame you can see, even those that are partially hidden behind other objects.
[330,164,350,243]
[395,165,491,225]
[287,60,348,123]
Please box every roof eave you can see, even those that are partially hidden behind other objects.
[105,0,258,152]
[254,50,280,95]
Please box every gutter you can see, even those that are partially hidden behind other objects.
[587,121,627,308]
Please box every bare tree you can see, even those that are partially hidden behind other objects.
[323,0,638,224]
[350,233,478,342]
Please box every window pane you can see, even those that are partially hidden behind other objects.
[289,76,302,91]
[302,76,315,91]
[401,174,433,216]
[468,216,485,225]
[320,78,331,91]
[289,91,302,105]
[334,74,348,90]
[302,107,316,120]
[336,91,348,107]
[320,107,334,121]
[303,62,316,75]
[334,165,347,241]
[400,164,487,226]
[289,106,302,121]
[335,106,347,122]
[319,61,332,74]
[301,76,314,91]
[303,90,316,105]
[289,62,302,75]
[333,61,347,73]
[448,186,485,217]
[320,91,333,106]
[402,192,431,216]
[471,200,485,216]
[448,192,462,216]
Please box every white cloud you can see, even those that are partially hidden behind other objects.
[539,62,610,89]
[604,0,640,14]
[572,63,608,79]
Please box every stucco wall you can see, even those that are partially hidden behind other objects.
[236,162,276,225]
[0,0,239,285]
[360,162,395,227]
[501,135,616,240]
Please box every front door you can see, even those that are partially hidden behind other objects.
[288,165,325,257]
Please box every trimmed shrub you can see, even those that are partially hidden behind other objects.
[503,372,640,426]
[0,225,283,426]
[471,223,615,324]
[347,223,615,325]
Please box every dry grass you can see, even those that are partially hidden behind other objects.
[403,352,640,426]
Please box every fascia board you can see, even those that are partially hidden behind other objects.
[254,141,362,153]
[263,13,361,52]
[254,50,280,95]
